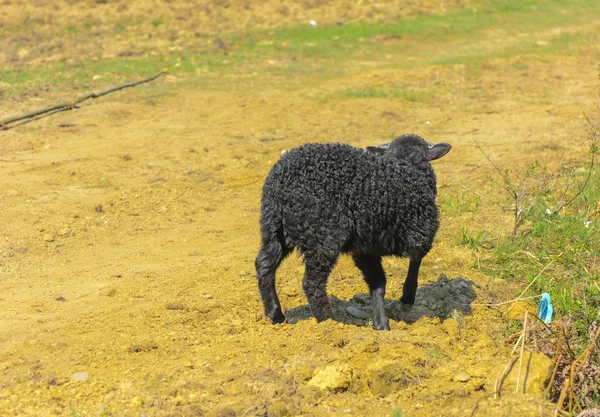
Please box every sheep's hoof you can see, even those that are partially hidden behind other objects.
[400,295,415,306]
[270,311,286,324]
[373,320,391,331]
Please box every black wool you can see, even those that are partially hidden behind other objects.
[255,134,451,330]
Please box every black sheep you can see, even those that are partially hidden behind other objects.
[255,134,451,330]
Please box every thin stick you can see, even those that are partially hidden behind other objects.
[494,356,519,399]
[469,402,479,417]
[528,311,557,336]
[1,71,168,130]
[2,107,76,130]
[545,351,563,399]
[445,171,485,198]
[516,312,528,393]
[511,334,523,355]
[468,294,541,308]
[556,378,570,411]
[473,138,518,198]
[507,248,567,314]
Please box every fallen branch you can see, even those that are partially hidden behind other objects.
[0,71,168,131]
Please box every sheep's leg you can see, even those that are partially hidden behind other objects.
[353,254,390,331]
[302,252,339,323]
[255,238,290,324]
[400,258,422,305]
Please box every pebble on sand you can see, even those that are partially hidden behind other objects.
[71,372,89,382]
[43,233,55,242]
[453,372,471,382]
[346,306,370,320]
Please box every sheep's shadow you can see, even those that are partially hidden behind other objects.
[285,274,478,326]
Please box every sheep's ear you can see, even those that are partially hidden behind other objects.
[427,143,451,161]
[366,146,387,155]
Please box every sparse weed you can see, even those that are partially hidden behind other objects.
[441,191,480,216]
[458,226,492,251]
[151,18,165,28]
[392,409,406,417]
[336,87,429,102]
[114,20,127,32]
[69,404,83,417]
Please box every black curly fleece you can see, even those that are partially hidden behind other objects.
[255,134,449,330]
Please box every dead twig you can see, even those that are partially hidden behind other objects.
[545,351,563,399]
[2,107,76,131]
[468,294,541,308]
[516,312,528,393]
[469,402,479,417]
[4,235,14,250]
[1,71,168,130]
[494,356,519,399]
[444,170,486,198]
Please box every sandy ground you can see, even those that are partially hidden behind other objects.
[1,1,599,416]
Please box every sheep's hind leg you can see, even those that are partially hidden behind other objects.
[353,254,390,331]
[400,258,421,306]
[302,251,339,323]
[255,240,289,324]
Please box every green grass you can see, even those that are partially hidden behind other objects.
[480,162,600,340]
[458,226,492,251]
[151,18,165,28]
[441,191,481,216]
[2,0,599,96]
[335,87,429,102]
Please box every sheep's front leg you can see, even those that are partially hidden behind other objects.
[353,254,390,331]
[302,253,338,322]
[400,258,421,305]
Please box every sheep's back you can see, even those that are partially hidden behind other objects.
[262,143,439,255]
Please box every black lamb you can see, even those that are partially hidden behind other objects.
[255,134,451,330]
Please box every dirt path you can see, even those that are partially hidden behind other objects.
[2,2,600,416]
[1,54,597,416]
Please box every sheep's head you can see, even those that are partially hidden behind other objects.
[366,134,451,163]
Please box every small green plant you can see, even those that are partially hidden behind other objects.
[151,18,165,28]
[441,190,480,216]
[392,409,406,417]
[64,25,79,34]
[458,226,492,251]
[69,404,83,417]
[336,87,428,102]
[115,20,127,32]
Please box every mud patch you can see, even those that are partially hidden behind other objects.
[286,274,477,326]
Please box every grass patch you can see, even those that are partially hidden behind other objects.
[441,191,481,216]
[151,18,165,28]
[458,226,492,251]
[478,157,600,338]
[335,87,429,102]
[2,0,600,96]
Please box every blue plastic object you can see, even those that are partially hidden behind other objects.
[538,293,553,323]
